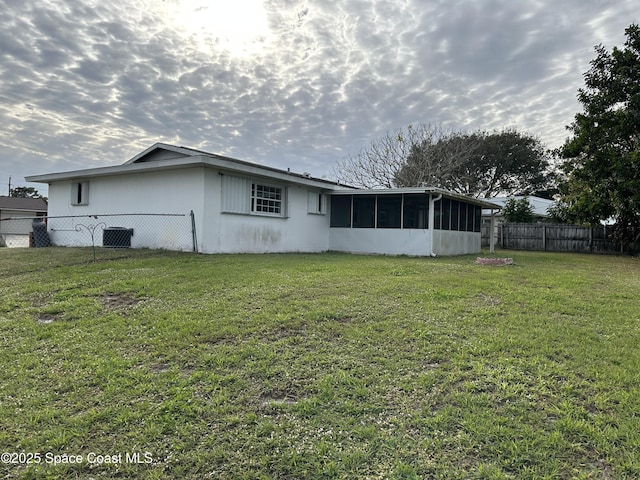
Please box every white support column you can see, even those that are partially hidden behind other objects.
[429,193,442,257]
[490,210,496,254]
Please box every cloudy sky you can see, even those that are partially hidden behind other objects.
[1,0,637,195]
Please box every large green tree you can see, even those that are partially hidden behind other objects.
[396,128,553,198]
[559,24,640,248]
[334,124,554,198]
[10,186,47,201]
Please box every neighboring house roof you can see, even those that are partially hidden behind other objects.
[0,196,48,213]
[482,196,555,217]
[26,142,353,191]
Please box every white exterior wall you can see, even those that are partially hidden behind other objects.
[0,210,40,234]
[432,230,480,256]
[211,180,330,254]
[47,168,205,217]
[329,229,433,256]
[0,211,46,248]
[46,168,205,250]
[0,234,30,248]
[329,228,481,257]
[0,212,32,248]
[45,167,331,254]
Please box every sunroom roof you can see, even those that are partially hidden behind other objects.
[330,187,501,210]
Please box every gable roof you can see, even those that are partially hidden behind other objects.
[125,143,222,164]
[0,196,48,212]
[26,143,350,190]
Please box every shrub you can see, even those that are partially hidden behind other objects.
[502,197,535,223]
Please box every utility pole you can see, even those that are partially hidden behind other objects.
[7,176,11,196]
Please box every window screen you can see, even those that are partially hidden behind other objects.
[330,195,352,227]
[403,194,428,229]
[352,196,375,228]
[377,195,402,228]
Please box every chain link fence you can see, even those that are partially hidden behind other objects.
[0,213,197,255]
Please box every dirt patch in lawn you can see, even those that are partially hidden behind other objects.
[149,362,170,374]
[100,293,144,311]
[260,390,301,406]
[477,292,502,307]
[476,257,514,266]
[37,312,62,324]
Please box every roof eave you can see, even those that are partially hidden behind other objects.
[25,155,349,191]
[330,187,501,209]
[0,208,48,213]
[25,158,200,183]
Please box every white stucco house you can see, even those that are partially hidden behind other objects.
[26,143,499,256]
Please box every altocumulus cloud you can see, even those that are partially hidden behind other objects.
[0,0,637,193]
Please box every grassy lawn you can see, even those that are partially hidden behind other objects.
[1,248,639,479]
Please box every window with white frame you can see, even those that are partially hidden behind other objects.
[71,181,89,206]
[251,183,283,215]
[221,175,286,217]
[307,191,326,214]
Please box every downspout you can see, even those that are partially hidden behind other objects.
[429,193,442,257]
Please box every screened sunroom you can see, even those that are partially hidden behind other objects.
[328,188,499,256]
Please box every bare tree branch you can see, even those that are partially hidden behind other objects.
[332,123,451,188]
[334,124,553,198]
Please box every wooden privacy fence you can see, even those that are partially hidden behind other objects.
[494,223,623,253]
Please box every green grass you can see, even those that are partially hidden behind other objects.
[1,247,639,479]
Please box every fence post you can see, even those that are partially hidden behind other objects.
[542,224,546,251]
[190,210,198,253]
